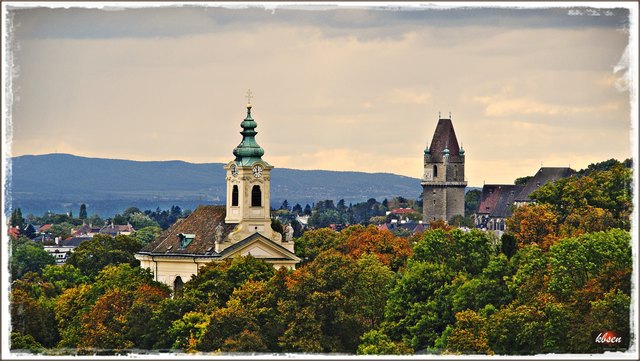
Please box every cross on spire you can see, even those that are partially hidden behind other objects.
[246,89,253,105]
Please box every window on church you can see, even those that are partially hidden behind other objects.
[433,165,438,177]
[251,185,262,207]
[232,185,239,206]
[178,233,195,249]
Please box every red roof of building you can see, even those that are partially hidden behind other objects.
[8,227,20,238]
[391,208,415,215]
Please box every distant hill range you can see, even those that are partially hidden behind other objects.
[6,153,428,217]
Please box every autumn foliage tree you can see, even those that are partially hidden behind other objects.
[506,204,558,250]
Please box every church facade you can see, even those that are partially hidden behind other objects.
[421,116,467,224]
[135,101,300,290]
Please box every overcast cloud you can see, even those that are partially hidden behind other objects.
[4,2,635,186]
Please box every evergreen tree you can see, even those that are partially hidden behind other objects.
[10,208,24,228]
[292,203,303,214]
[79,204,87,220]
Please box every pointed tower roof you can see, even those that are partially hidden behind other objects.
[232,104,270,166]
[428,118,461,157]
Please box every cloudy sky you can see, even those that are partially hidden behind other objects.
[3,2,636,186]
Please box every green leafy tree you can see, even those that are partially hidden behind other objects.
[413,229,494,276]
[514,176,533,186]
[10,237,56,280]
[587,289,631,352]
[66,234,143,278]
[451,254,512,314]
[128,212,159,229]
[48,222,75,239]
[294,228,341,264]
[168,311,209,352]
[145,297,198,349]
[530,162,632,231]
[349,254,395,329]
[383,260,457,351]
[277,251,361,353]
[183,256,275,309]
[464,189,482,216]
[547,229,631,302]
[500,233,518,259]
[308,209,343,228]
[10,332,46,353]
[131,226,162,245]
[506,244,548,305]
[41,264,88,294]
[357,329,412,355]
[485,304,545,355]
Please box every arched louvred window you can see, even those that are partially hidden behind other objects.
[251,185,262,207]
[232,185,239,206]
[433,165,438,177]
[174,276,184,296]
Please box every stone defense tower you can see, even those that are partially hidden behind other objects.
[422,116,467,224]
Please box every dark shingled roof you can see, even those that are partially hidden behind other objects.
[429,118,461,161]
[515,167,575,202]
[491,185,523,218]
[141,205,236,256]
[62,236,92,247]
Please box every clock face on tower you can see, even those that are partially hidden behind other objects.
[231,163,238,177]
[252,165,263,178]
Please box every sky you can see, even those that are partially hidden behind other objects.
[3,2,637,187]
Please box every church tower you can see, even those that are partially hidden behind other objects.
[422,116,467,224]
[224,95,285,248]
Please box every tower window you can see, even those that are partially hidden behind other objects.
[433,165,438,177]
[251,185,262,207]
[232,185,239,206]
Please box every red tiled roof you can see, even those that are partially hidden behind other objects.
[38,224,52,232]
[477,185,504,215]
[8,227,20,238]
[391,208,415,214]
